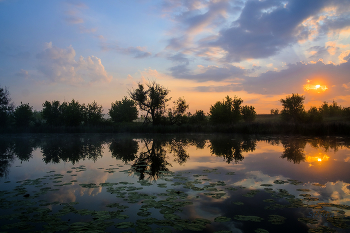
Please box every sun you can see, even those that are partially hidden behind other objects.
[303,80,328,93]
[318,158,322,161]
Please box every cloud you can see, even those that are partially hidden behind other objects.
[65,16,84,24]
[36,42,112,85]
[170,64,247,82]
[167,53,190,65]
[162,0,350,62]
[15,69,29,78]
[101,42,152,58]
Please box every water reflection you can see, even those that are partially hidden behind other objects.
[1,135,350,178]
[209,135,256,163]
[1,134,350,232]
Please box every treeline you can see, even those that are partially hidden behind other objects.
[0,82,350,129]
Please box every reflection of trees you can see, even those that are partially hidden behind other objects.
[209,136,256,164]
[41,137,104,164]
[308,137,350,152]
[168,138,190,165]
[0,140,15,178]
[109,139,139,163]
[131,139,170,180]
[280,138,307,164]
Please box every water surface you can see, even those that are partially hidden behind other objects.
[1,134,349,233]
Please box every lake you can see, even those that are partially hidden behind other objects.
[0,133,349,233]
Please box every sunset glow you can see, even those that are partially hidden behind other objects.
[306,153,330,163]
[1,0,350,114]
[303,84,328,93]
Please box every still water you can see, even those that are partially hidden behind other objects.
[0,134,349,233]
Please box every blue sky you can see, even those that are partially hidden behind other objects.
[1,0,350,114]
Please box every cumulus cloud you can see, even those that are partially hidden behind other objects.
[101,42,152,58]
[36,42,112,85]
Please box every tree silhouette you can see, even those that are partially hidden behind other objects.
[280,93,305,122]
[210,95,243,124]
[0,86,14,127]
[129,81,170,125]
[13,102,33,127]
[109,97,138,123]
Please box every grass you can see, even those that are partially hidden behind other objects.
[1,115,349,135]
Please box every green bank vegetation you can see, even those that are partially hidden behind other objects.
[0,83,350,135]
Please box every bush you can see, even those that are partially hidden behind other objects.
[210,96,242,124]
[109,97,138,123]
[42,100,62,126]
[190,110,207,124]
[280,93,305,122]
[60,100,84,127]
[305,106,323,123]
[13,102,33,127]
[83,101,103,125]
[241,105,256,122]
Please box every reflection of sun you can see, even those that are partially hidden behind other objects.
[306,153,330,164]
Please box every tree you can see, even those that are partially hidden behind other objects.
[0,86,14,127]
[190,110,207,124]
[60,99,84,127]
[270,108,279,115]
[84,101,103,125]
[241,105,256,122]
[109,97,138,123]
[280,93,305,122]
[42,100,62,126]
[305,106,323,123]
[129,81,171,125]
[167,97,189,125]
[13,102,33,127]
[210,95,243,124]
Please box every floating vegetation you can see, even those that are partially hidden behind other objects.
[297,189,311,192]
[234,215,264,222]
[232,201,244,205]
[273,180,289,184]
[243,190,260,197]
[226,172,235,175]
[268,215,286,224]
[308,225,336,233]
[214,216,231,222]
[312,183,326,187]
[79,183,99,188]
[298,218,318,224]
[255,228,269,233]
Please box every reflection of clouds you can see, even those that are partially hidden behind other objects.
[233,170,288,189]
[47,186,77,204]
[75,169,111,196]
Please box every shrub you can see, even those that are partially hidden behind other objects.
[13,102,33,127]
[109,97,138,123]
[280,93,305,122]
[210,96,242,124]
[241,105,256,122]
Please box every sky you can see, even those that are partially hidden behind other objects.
[1,0,350,115]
